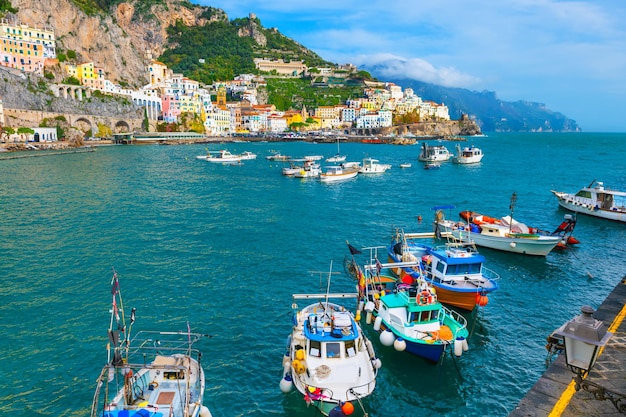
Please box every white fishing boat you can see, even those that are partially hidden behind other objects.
[358,157,391,174]
[453,144,484,164]
[399,163,412,169]
[319,165,359,182]
[198,149,241,163]
[418,142,451,162]
[280,268,380,416]
[434,207,563,256]
[238,151,257,160]
[293,160,321,178]
[91,270,212,417]
[282,162,303,176]
[266,151,291,161]
[551,180,626,223]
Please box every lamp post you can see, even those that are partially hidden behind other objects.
[555,305,626,414]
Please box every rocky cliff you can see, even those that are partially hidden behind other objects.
[8,0,224,87]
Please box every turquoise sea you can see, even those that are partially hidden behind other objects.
[1,132,625,417]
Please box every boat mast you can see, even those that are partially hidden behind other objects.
[508,192,517,234]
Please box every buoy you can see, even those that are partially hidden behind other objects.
[363,301,375,313]
[373,316,383,331]
[477,294,489,307]
[380,329,395,346]
[199,405,212,417]
[454,337,464,357]
[358,301,364,311]
[292,359,305,374]
[366,311,373,324]
[295,349,305,361]
[279,373,293,393]
[355,310,361,321]
[372,358,382,369]
[463,338,469,352]
[342,401,355,415]
[510,242,516,248]
[393,337,407,351]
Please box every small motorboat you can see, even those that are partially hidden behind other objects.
[424,163,441,169]
[399,163,412,169]
[387,229,499,311]
[453,144,484,164]
[551,180,626,223]
[418,142,451,162]
[280,265,380,416]
[319,165,359,182]
[359,157,391,174]
[350,255,469,363]
[91,270,212,417]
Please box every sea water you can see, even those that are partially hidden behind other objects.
[1,132,625,417]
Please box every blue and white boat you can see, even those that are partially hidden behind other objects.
[280,279,380,416]
[387,229,499,311]
[91,270,212,417]
[361,269,469,363]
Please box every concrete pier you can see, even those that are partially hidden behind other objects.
[509,276,626,417]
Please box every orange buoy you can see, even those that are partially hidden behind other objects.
[341,401,355,415]
[477,294,489,307]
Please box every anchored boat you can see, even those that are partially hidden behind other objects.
[551,180,626,223]
[91,270,212,417]
[280,265,380,416]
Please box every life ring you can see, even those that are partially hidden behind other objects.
[150,381,159,389]
[417,290,433,305]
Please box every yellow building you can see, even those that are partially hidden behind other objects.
[0,21,55,75]
[65,62,105,90]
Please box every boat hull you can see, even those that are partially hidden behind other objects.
[376,321,445,362]
[553,192,626,223]
[449,228,559,256]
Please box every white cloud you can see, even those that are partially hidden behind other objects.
[351,53,481,88]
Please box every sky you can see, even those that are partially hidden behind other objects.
[196,0,626,132]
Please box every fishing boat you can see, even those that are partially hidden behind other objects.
[238,151,257,160]
[345,247,469,363]
[452,144,484,164]
[326,138,346,163]
[433,198,566,256]
[91,270,211,417]
[319,165,359,182]
[387,229,500,311]
[399,163,412,169]
[551,180,626,223]
[198,149,242,163]
[358,157,391,174]
[282,161,304,176]
[293,160,322,178]
[418,142,451,162]
[266,151,291,161]
[280,269,380,416]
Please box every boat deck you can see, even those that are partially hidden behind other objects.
[509,276,626,417]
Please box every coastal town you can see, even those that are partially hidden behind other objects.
[0,18,456,147]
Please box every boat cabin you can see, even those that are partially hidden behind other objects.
[302,311,360,359]
[425,249,485,282]
[380,288,442,332]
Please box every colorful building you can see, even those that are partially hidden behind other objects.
[0,20,55,75]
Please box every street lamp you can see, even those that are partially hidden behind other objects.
[555,305,626,414]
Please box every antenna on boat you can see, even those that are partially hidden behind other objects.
[323,261,333,314]
[508,192,517,235]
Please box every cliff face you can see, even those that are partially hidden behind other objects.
[8,0,224,87]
